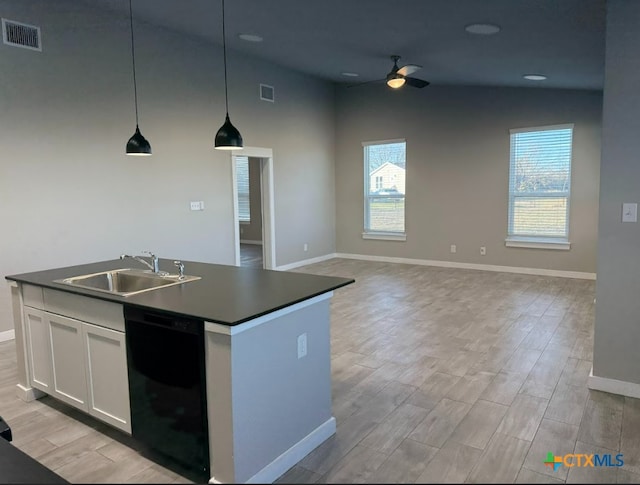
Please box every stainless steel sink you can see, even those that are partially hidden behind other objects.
[54,268,201,296]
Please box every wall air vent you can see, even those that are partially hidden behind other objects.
[260,84,275,102]
[2,19,41,51]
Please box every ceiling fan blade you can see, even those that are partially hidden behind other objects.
[346,78,386,88]
[404,77,430,88]
[398,64,421,77]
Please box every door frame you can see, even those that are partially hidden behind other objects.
[230,147,276,269]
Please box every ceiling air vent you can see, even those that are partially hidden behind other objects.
[260,84,274,102]
[2,18,41,51]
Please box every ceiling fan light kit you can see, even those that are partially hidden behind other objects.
[386,75,406,89]
[386,55,428,90]
[347,55,429,90]
[215,0,243,150]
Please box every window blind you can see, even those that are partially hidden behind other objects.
[508,125,573,238]
[235,156,250,222]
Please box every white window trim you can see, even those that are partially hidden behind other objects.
[505,236,570,250]
[362,138,406,147]
[363,139,407,238]
[509,123,574,135]
[362,232,407,241]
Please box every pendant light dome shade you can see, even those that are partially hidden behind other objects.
[126,0,151,156]
[126,125,152,155]
[214,0,243,150]
[215,115,243,150]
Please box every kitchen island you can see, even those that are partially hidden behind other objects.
[6,258,354,484]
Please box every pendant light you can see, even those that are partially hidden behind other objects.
[125,0,151,156]
[214,0,243,150]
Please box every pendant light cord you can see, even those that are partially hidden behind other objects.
[128,0,140,126]
[222,0,229,116]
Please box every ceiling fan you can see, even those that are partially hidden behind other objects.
[349,55,430,89]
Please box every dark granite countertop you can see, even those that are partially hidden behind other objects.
[5,259,354,326]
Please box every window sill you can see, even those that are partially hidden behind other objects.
[505,237,570,250]
[362,232,407,242]
[239,220,251,225]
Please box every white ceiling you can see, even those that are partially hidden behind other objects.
[82,0,607,90]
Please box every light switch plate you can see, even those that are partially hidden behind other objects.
[297,333,307,359]
[622,203,637,223]
[190,201,205,211]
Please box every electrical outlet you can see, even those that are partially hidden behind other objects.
[480,246,486,256]
[303,243,308,252]
[450,244,457,254]
[190,201,204,211]
[297,333,307,359]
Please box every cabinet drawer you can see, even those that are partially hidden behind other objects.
[43,288,124,332]
[22,284,44,309]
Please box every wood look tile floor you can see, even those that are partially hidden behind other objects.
[240,243,263,268]
[0,258,636,484]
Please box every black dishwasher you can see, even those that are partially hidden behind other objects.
[124,307,209,479]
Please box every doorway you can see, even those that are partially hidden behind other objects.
[231,147,276,269]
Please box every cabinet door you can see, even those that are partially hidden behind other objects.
[48,314,88,411]
[23,307,52,393]
[82,322,131,434]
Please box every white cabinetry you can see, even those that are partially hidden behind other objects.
[23,306,52,392]
[20,285,131,434]
[48,313,88,410]
[82,322,130,431]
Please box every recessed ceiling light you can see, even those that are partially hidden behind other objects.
[238,33,263,42]
[464,23,501,35]
[341,72,359,77]
[523,74,547,81]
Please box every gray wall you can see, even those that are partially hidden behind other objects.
[593,0,640,384]
[0,0,336,332]
[239,157,263,242]
[335,85,602,273]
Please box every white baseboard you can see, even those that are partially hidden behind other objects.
[245,417,336,484]
[588,367,640,399]
[273,251,595,280]
[335,252,596,280]
[0,329,15,342]
[276,253,337,272]
[240,239,263,245]
[16,383,46,402]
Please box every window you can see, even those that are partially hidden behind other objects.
[507,124,573,248]
[235,156,250,222]
[364,140,406,239]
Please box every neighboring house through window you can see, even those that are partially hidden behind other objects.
[363,140,406,240]
[507,124,573,249]
[235,156,250,222]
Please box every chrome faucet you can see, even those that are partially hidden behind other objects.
[120,251,160,273]
[174,260,185,280]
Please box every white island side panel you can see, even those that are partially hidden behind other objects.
[205,293,334,483]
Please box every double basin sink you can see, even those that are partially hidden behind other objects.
[54,268,201,297]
